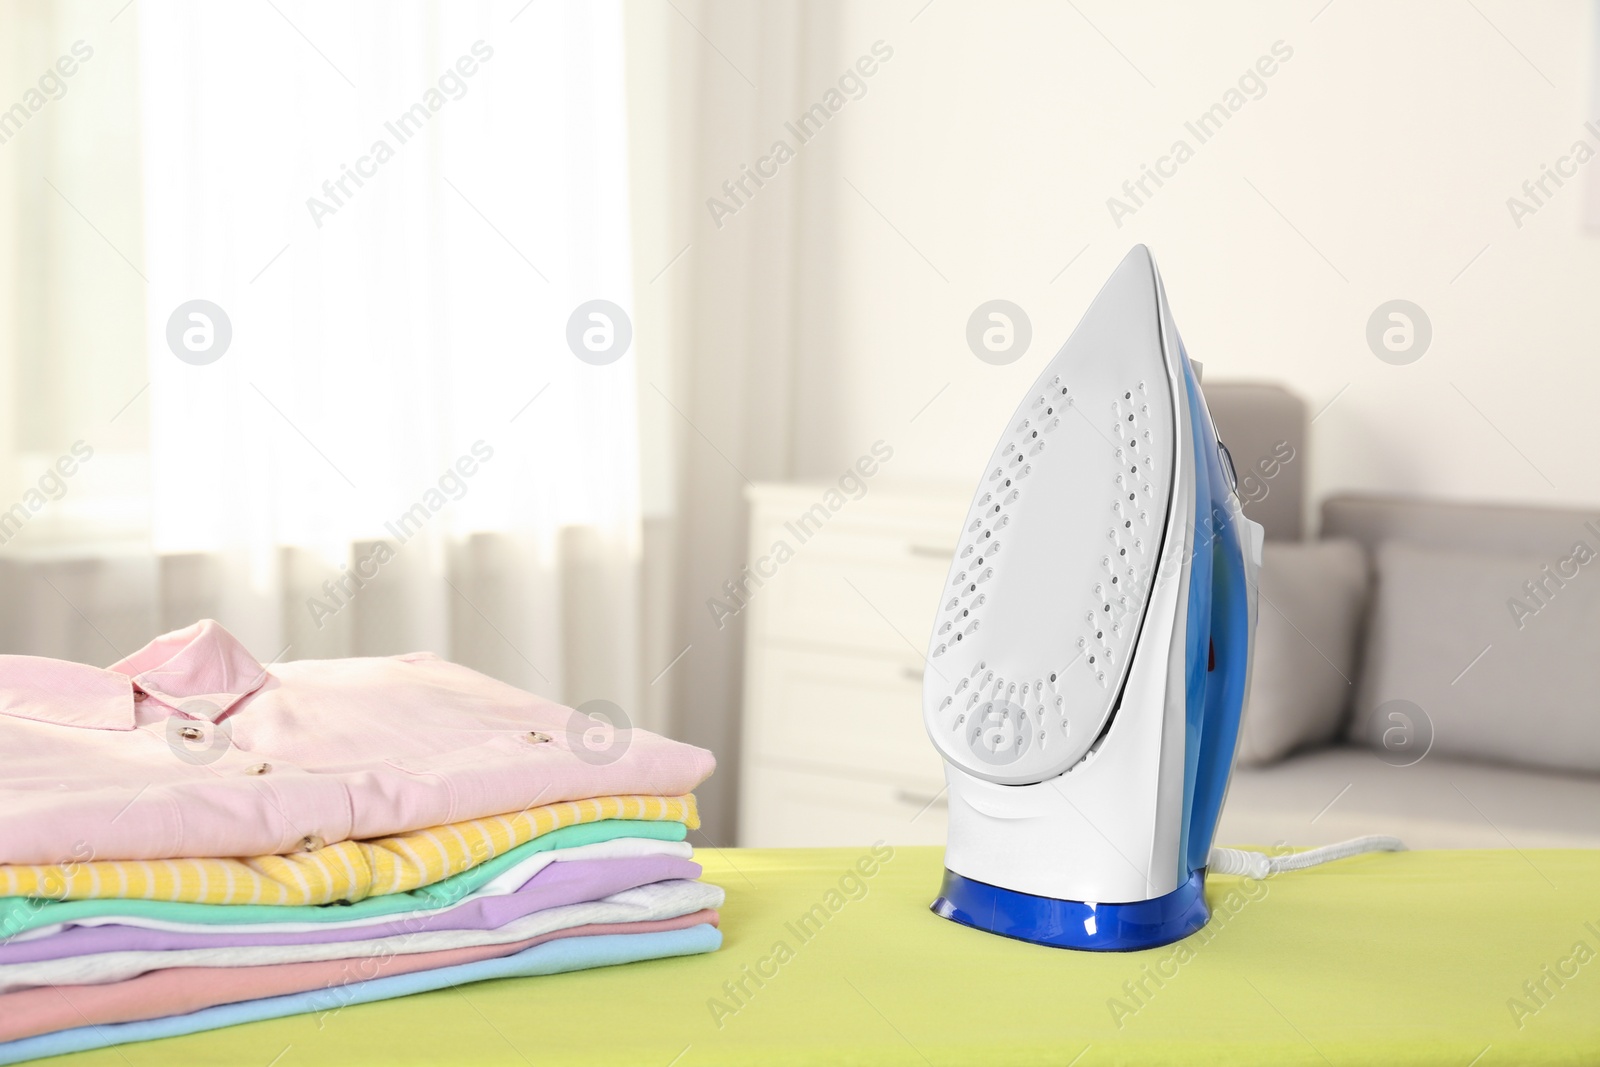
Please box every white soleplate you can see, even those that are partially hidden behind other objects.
[923,247,1178,786]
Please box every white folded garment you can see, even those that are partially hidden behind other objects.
[0,879,724,993]
[7,837,694,942]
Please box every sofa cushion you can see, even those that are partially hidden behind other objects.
[1350,539,1600,774]
[1219,744,1600,849]
[1235,539,1368,766]
[1205,383,1307,541]
[1323,493,1600,558]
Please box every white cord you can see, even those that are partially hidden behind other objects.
[1207,835,1407,879]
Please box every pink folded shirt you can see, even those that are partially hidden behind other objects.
[0,910,720,1043]
[0,620,715,864]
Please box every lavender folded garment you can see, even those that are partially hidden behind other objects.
[0,855,699,965]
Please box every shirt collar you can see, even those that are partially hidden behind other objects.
[0,655,137,731]
[0,620,269,732]
[107,620,269,722]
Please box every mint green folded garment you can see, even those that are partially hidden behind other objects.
[0,820,686,939]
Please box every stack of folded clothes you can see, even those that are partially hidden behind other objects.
[0,621,721,1062]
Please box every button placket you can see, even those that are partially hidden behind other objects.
[230,756,332,862]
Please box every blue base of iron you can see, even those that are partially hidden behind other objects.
[931,868,1210,951]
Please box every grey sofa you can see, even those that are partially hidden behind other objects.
[1206,384,1600,850]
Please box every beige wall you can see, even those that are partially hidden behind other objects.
[755,0,1599,514]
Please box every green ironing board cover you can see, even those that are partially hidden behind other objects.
[35,846,1600,1065]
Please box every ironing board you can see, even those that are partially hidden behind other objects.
[33,846,1600,1066]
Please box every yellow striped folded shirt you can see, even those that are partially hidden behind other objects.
[0,794,697,907]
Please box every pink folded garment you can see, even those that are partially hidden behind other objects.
[0,909,719,1043]
[0,619,715,864]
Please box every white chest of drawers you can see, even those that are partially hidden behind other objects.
[736,482,970,847]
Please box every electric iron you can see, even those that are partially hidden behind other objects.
[922,245,1263,951]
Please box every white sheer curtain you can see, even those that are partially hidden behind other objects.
[0,0,644,714]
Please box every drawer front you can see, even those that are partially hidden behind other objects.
[739,762,949,848]
[743,645,945,787]
[746,512,956,658]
